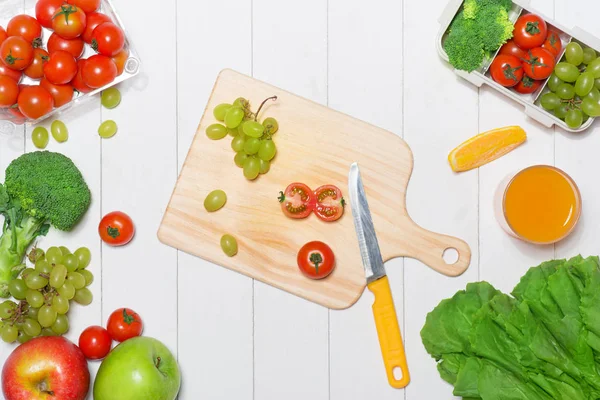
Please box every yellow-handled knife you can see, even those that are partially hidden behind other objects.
[348,162,410,389]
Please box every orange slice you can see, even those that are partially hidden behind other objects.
[448,126,527,172]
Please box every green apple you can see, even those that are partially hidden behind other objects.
[94,336,181,400]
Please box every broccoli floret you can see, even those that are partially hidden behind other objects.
[475,5,514,52]
[463,0,479,19]
[444,12,485,72]
[464,0,512,19]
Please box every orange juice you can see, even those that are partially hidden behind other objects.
[503,166,581,244]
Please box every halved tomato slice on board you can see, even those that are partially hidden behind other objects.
[313,184,345,222]
[278,183,314,219]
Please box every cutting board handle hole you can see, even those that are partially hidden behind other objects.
[442,248,459,265]
[392,366,404,381]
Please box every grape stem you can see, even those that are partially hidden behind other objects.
[254,96,277,121]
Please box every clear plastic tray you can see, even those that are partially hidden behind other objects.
[0,0,140,134]
[437,0,600,133]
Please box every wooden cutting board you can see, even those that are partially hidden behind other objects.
[158,69,471,310]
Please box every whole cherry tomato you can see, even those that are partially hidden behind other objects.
[514,75,542,94]
[107,308,143,342]
[82,12,111,44]
[313,185,345,222]
[498,40,527,60]
[48,33,85,58]
[71,58,93,93]
[7,15,42,46]
[0,64,22,82]
[91,22,125,57]
[111,49,129,76]
[23,48,49,80]
[297,241,336,280]
[79,325,112,360]
[40,78,74,108]
[0,27,7,47]
[0,36,33,71]
[0,76,19,107]
[279,183,315,219]
[36,0,65,29]
[99,211,135,246]
[17,85,53,119]
[513,14,547,50]
[68,0,101,13]
[44,50,78,85]
[82,54,117,88]
[52,4,87,39]
[490,54,523,87]
[542,29,562,59]
[521,47,555,80]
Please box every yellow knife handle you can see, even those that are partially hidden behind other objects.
[368,276,410,389]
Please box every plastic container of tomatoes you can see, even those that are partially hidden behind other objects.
[0,0,140,135]
[437,0,600,133]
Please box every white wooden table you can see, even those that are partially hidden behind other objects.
[1,0,599,398]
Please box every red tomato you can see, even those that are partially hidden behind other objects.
[542,29,562,59]
[0,36,33,71]
[0,27,7,47]
[99,211,135,246]
[82,12,111,44]
[91,22,125,57]
[0,76,19,107]
[48,33,85,59]
[52,4,87,39]
[44,50,78,85]
[498,40,527,60]
[36,0,65,29]
[7,15,42,46]
[79,326,112,360]
[521,47,555,80]
[490,54,523,87]
[513,14,547,50]
[17,85,53,120]
[279,183,314,219]
[0,64,22,82]
[40,78,74,108]
[68,0,100,13]
[23,48,49,80]
[111,49,129,76]
[71,58,92,93]
[107,308,143,342]
[514,75,542,94]
[82,54,117,88]
[297,241,335,280]
[313,184,345,222]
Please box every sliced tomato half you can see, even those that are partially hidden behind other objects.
[279,183,314,219]
[313,184,345,222]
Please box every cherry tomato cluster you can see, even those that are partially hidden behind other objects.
[278,183,346,222]
[491,14,560,94]
[0,0,129,124]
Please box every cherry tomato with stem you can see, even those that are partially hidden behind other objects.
[52,4,87,39]
[107,308,143,342]
[23,48,49,80]
[99,211,135,246]
[36,0,65,29]
[297,241,336,280]
[91,22,125,57]
[7,15,42,47]
[513,14,547,50]
[542,29,562,59]
[17,85,53,120]
[499,40,527,60]
[44,50,77,85]
[71,59,93,93]
[48,33,84,59]
[0,76,19,107]
[514,75,542,94]
[40,78,74,108]
[521,47,555,80]
[0,36,33,71]
[490,54,523,87]
[279,183,315,219]
[0,27,7,47]
[0,64,21,83]
[79,325,112,360]
[313,185,345,222]
[82,12,111,44]
[82,54,117,88]
[111,48,129,76]
[67,0,101,13]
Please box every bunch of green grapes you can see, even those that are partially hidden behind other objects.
[540,42,600,129]
[206,96,279,180]
[0,246,94,344]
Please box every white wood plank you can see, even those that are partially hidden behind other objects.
[175,0,254,399]
[252,1,329,399]
[327,0,405,398]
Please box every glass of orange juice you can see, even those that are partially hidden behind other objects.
[495,165,582,244]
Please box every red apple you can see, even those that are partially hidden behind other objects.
[2,336,90,400]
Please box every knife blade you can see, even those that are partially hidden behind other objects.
[348,162,410,389]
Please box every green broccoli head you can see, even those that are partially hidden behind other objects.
[464,0,512,19]
[476,5,514,52]
[463,0,479,19]
[4,151,91,231]
[444,12,485,72]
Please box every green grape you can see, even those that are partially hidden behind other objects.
[587,88,600,102]
[231,135,246,152]
[547,74,562,92]
[575,72,595,97]
[63,254,79,273]
[51,120,68,143]
[23,318,41,337]
[50,264,67,288]
[258,140,277,161]
[26,289,45,308]
[38,305,57,328]
[52,295,69,315]
[57,282,75,300]
[8,279,27,300]
[46,247,63,265]
[80,269,94,286]
[1,325,18,343]
[588,58,600,78]
[595,78,600,90]
[206,123,228,140]
[227,128,238,137]
[554,103,569,119]
[583,47,597,64]
[40,328,57,337]
[101,87,121,109]
[233,97,249,109]
[204,190,227,212]
[237,121,246,136]
[259,159,270,174]
[213,103,232,121]
[565,109,583,129]
[74,247,91,269]
[25,272,48,290]
[224,107,244,129]
[554,62,580,82]
[243,137,260,155]
[556,83,576,100]
[220,234,238,257]
[262,117,279,134]
[59,246,71,255]
[28,248,45,263]
[67,272,86,290]
[565,42,584,66]
[73,288,93,305]
[27,307,39,319]
[582,97,600,117]
[35,260,51,274]
[21,268,35,280]
[17,332,32,344]
[243,157,260,180]
[243,121,264,138]
[51,314,69,335]
[32,126,49,149]
[583,112,590,123]
[98,120,118,138]
[540,92,561,110]
[234,151,248,168]
[0,301,16,319]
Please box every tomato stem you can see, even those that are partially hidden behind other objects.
[309,253,323,273]
[277,191,285,203]
[107,226,120,239]
[254,96,277,121]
